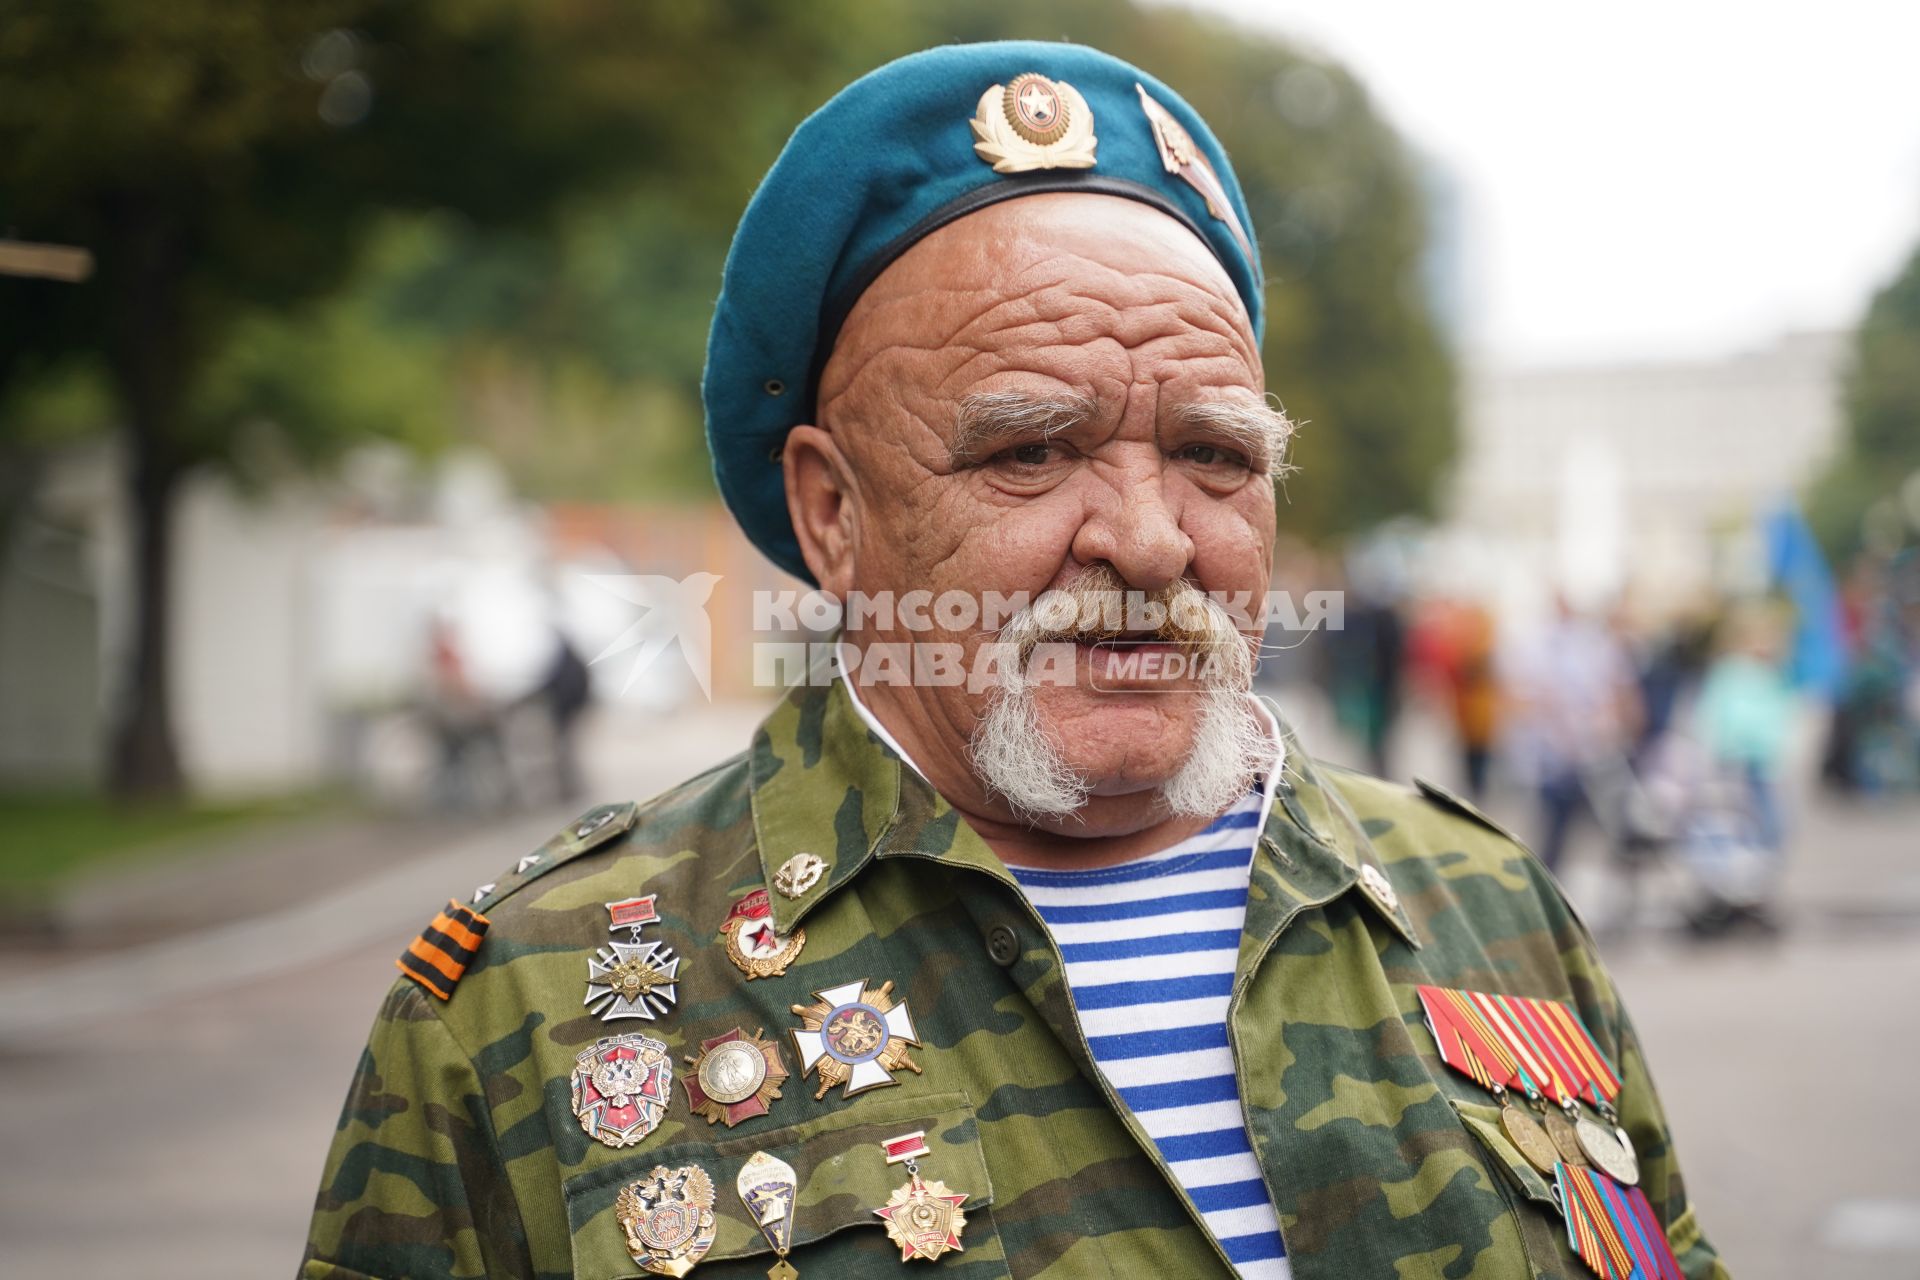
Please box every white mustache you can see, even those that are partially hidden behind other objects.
[968,566,1268,825]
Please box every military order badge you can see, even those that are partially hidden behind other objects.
[970,71,1098,173]
[571,1033,673,1149]
[683,1027,788,1127]
[585,937,682,1022]
[616,1164,718,1277]
[789,978,922,1100]
[720,889,805,979]
[874,1131,969,1262]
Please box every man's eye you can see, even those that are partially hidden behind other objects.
[1004,443,1055,466]
[1177,443,1252,469]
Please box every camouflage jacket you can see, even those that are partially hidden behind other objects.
[304,678,1728,1279]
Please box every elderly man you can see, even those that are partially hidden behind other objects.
[305,42,1726,1280]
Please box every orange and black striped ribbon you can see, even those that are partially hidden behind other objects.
[397,899,491,1000]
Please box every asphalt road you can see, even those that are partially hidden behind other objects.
[2,701,1917,1279]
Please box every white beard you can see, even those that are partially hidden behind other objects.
[968,573,1273,825]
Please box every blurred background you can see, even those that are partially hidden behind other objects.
[2,1,1917,1276]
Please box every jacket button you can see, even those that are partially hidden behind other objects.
[987,924,1021,967]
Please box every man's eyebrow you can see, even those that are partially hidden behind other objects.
[1173,399,1298,477]
[948,390,1097,464]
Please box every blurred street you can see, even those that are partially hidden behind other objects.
[0,695,1914,1279]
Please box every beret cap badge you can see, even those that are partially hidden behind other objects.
[971,72,1097,173]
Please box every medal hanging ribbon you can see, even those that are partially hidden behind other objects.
[1419,986,1521,1094]
[1558,1163,1683,1280]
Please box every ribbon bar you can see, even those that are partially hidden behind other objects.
[883,1131,930,1165]
[606,895,661,930]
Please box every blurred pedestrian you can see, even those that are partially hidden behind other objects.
[424,613,510,811]
[1685,601,1798,931]
[1328,589,1405,778]
[534,627,593,803]
[1503,595,1643,872]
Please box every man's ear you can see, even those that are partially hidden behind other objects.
[782,424,857,596]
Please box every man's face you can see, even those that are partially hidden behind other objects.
[795,194,1281,829]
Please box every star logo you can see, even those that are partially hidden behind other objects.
[582,572,722,700]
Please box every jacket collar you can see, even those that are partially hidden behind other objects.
[750,675,1417,949]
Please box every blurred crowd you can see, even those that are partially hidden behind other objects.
[1305,546,1920,941]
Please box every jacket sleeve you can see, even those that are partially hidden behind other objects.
[1605,971,1731,1280]
[301,981,531,1280]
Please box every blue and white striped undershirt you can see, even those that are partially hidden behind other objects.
[836,658,1289,1277]
[1005,788,1289,1279]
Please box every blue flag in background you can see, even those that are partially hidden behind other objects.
[1763,501,1846,699]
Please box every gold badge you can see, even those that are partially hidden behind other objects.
[1135,83,1252,257]
[773,853,825,899]
[683,1027,788,1127]
[874,1131,968,1262]
[789,978,922,1099]
[720,888,806,978]
[616,1164,718,1277]
[971,72,1098,173]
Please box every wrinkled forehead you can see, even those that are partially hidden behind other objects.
[818,193,1260,409]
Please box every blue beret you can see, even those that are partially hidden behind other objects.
[704,40,1264,582]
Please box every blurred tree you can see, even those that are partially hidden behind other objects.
[0,0,876,797]
[1809,239,1920,559]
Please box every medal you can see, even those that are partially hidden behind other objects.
[585,938,682,1021]
[1544,1106,1587,1168]
[736,1150,799,1279]
[1420,985,1641,1184]
[789,979,922,1100]
[571,1033,674,1148]
[1574,1112,1639,1185]
[1499,1099,1561,1175]
[616,1164,718,1276]
[683,1027,787,1127]
[874,1131,968,1262]
[720,889,805,979]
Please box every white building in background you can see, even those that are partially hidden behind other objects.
[0,445,641,797]
[1438,330,1849,621]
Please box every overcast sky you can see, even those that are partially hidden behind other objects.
[1177,0,1920,368]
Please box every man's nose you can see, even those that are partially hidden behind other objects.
[1070,459,1194,591]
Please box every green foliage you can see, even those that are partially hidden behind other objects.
[1810,239,1920,557]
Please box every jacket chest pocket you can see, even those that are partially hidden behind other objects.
[1451,1097,1591,1280]
[563,1090,1009,1279]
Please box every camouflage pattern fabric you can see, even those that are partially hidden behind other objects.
[304,675,1729,1279]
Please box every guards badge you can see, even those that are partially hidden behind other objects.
[571,1033,673,1148]
[789,978,922,1100]
[615,1164,718,1277]
[971,72,1098,173]
[719,888,805,979]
